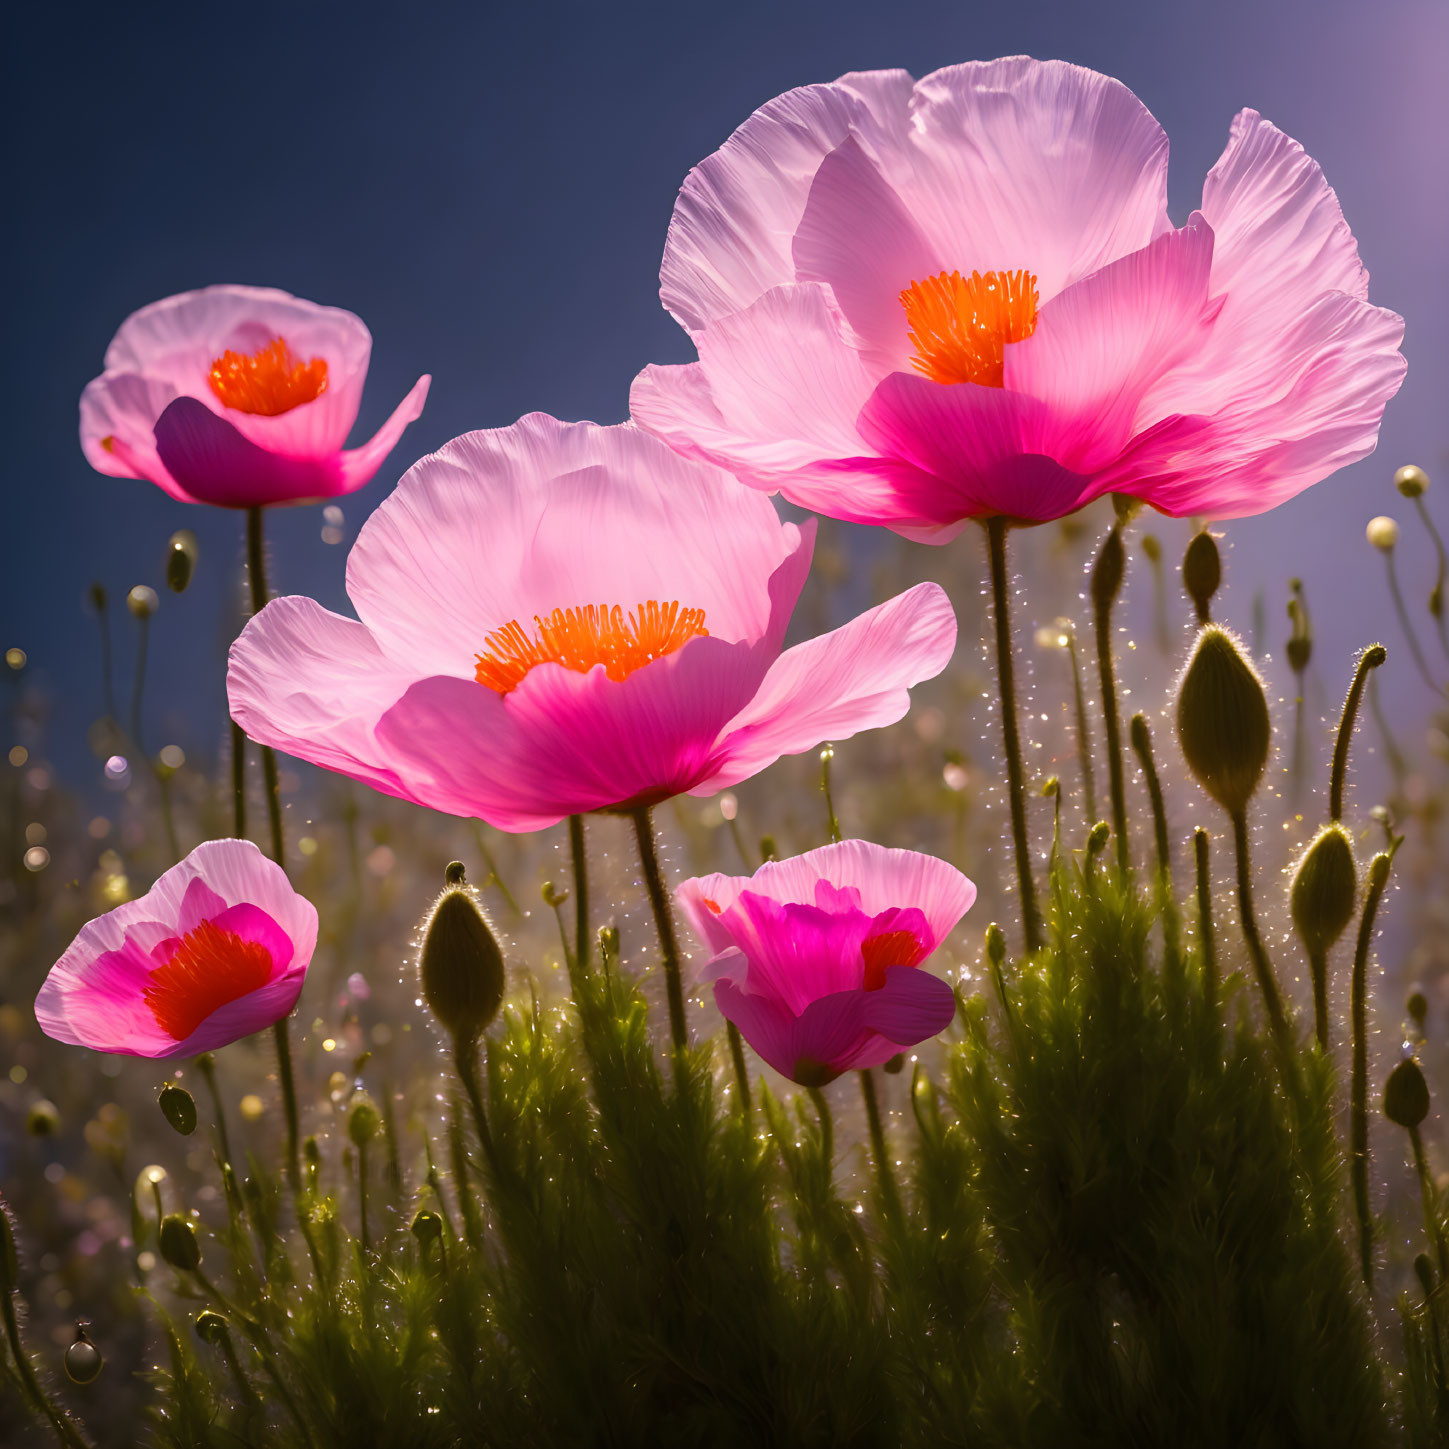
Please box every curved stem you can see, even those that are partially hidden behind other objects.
[1351,853,1392,1288]
[1411,495,1449,660]
[1383,551,1440,695]
[1091,526,1130,869]
[984,518,1042,952]
[569,815,590,974]
[1331,646,1386,821]
[858,1069,901,1220]
[631,807,688,1056]
[1,1282,88,1448]
[1230,810,1290,1048]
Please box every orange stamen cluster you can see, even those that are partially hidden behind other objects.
[144,920,274,1040]
[475,601,709,694]
[208,336,329,416]
[900,269,1039,387]
[860,929,925,991]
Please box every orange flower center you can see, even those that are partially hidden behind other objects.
[900,269,1038,387]
[861,929,925,992]
[144,920,274,1040]
[207,336,329,416]
[475,601,709,694]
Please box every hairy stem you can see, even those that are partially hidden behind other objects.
[569,814,590,973]
[1091,525,1130,870]
[1066,635,1098,826]
[1230,810,1290,1047]
[631,807,688,1055]
[1194,828,1217,1014]
[859,1069,901,1220]
[1331,646,1387,821]
[1352,853,1392,1287]
[984,517,1042,952]
[726,1023,752,1114]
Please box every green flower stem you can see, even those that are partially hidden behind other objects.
[807,1086,833,1172]
[1330,646,1386,821]
[1352,853,1393,1287]
[195,1053,235,1175]
[1310,948,1331,1053]
[1129,714,1179,971]
[129,608,150,754]
[820,745,842,843]
[1410,493,1449,659]
[1410,1123,1449,1279]
[1,1280,87,1448]
[984,517,1043,953]
[1066,633,1098,826]
[859,1069,901,1220]
[569,814,590,973]
[1193,828,1217,1014]
[1383,549,1440,695]
[1091,525,1130,871]
[631,807,688,1055]
[454,1041,501,1181]
[243,505,300,1195]
[1230,810,1291,1050]
[726,1023,752,1115]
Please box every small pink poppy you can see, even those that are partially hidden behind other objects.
[632,57,1405,538]
[80,284,430,508]
[677,840,976,1085]
[36,839,318,1058]
[227,414,957,832]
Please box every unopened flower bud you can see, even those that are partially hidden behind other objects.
[1366,516,1399,552]
[419,866,505,1046]
[1176,626,1271,816]
[598,923,620,960]
[883,1052,906,1075]
[1395,464,1429,499]
[1087,820,1111,858]
[984,922,1007,971]
[1090,526,1125,615]
[194,1310,229,1346]
[1408,990,1429,1029]
[166,530,198,593]
[1141,533,1162,563]
[64,1325,103,1384]
[88,583,107,614]
[25,1100,59,1137]
[411,1209,443,1246]
[126,585,158,619]
[1182,531,1222,622]
[347,1094,381,1148]
[541,880,568,908]
[1289,825,1357,957]
[759,835,778,863]
[158,1214,201,1273]
[1384,1057,1430,1129]
[159,1083,197,1136]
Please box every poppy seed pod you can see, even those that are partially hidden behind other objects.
[1384,1057,1431,1129]
[1290,825,1357,957]
[1183,532,1222,622]
[158,1214,201,1273]
[419,866,505,1046]
[1176,627,1270,816]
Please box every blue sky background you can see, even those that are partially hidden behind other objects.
[5,0,1446,787]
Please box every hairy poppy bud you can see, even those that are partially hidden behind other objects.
[348,1094,381,1148]
[1385,1057,1431,1129]
[195,1310,229,1346]
[126,585,158,620]
[419,866,504,1046]
[1395,464,1429,499]
[166,530,198,594]
[1177,627,1270,816]
[1290,825,1357,957]
[1087,820,1111,858]
[159,1083,197,1136]
[1182,531,1221,622]
[1090,526,1125,615]
[541,880,568,908]
[158,1214,201,1273]
[984,922,1007,971]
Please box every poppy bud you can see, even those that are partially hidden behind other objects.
[411,1209,443,1246]
[419,865,504,1046]
[1176,627,1270,815]
[25,1100,59,1137]
[1090,526,1125,615]
[1087,820,1111,858]
[1182,531,1221,622]
[1366,516,1399,552]
[159,1083,197,1136]
[541,880,568,908]
[126,585,158,619]
[88,583,107,614]
[64,1325,103,1384]
[347,1094,381,1148]
[158,1214,201,1272]
[1290,825,1357,957]
[1141,533,1162,563]
[1408,990,1429,1029]
[194,1310,229,1346]
[1395,464,1429,499]
[1384,1057,1431,1129]
[166,530,198,594]
[984,922,1006,971]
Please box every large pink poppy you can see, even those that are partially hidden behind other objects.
[36,840,318,1058]
[226,414,956,832]
[80,285,430,507]
[631,57,1406,540]
[676,840,976,1084]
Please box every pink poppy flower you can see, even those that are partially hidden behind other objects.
[80,285,430,508]
[631,57,1405,539]
[226,414,956,831]
[677,840,976,1084]
[36,839,318,1058]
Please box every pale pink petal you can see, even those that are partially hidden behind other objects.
[228,597,419,800]
[856,373,1101,522]
[337,374,432,491]
[661,70,918,331]
[371,633,770,831]
[346,415,802,678]
[153,398,343,508]
[701,582,956,792]
[791,138,943,366]
[903,58,1170,303]
[1004,219,1217,472]
[36,935,175,1056]
[676,874,749,959]
[78,372,191,500]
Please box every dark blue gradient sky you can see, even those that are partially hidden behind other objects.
[5,0,1447,785]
